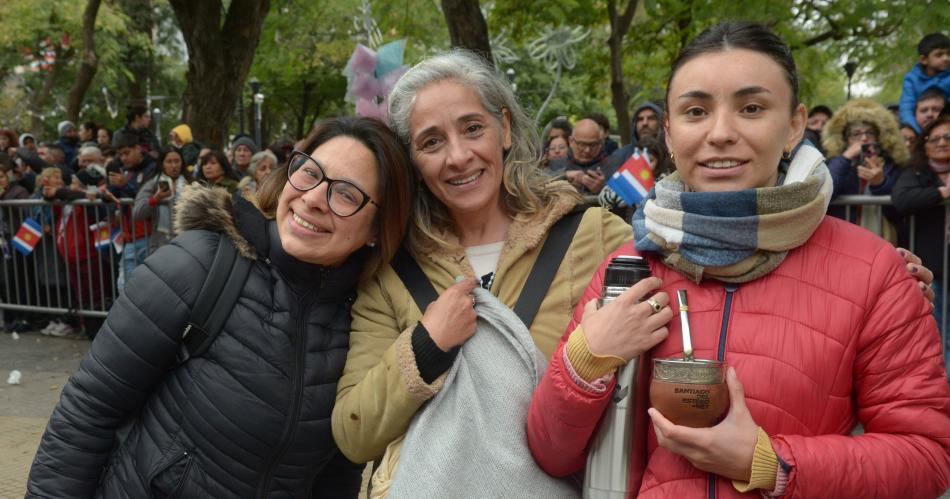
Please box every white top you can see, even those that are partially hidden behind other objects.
[465,241,505,285]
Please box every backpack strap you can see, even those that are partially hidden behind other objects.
[391,207,587,328]
[391,246,439,314]
[179,233,253,361]
[512,208,585,328]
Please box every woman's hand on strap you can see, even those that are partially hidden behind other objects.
[420,277,479,352]
[897,248,935,303]
[649,367,759,482]
[580,277,672,362]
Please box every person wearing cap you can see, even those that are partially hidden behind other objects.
[19,133,36,153]
[231,135,258,177]
[55,120,80,167]
[168,123,202,172]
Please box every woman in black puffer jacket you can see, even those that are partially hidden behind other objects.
[26,117,414,498]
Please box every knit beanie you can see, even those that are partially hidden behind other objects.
[58,120,76,136]
[232,136,258,154]
[171,124,193,144]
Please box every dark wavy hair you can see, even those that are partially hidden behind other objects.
[255,116,415,280]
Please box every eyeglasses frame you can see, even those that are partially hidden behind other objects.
[286,150,379,218]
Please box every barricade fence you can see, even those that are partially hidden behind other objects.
[1,196,946,357]
[0,198,154,321]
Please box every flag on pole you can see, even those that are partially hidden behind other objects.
[111,228,124,255]
[90,221,112,251]
[606,150,655,206]
[12,218,43,255]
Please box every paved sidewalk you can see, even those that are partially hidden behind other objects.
[0,332,89,498]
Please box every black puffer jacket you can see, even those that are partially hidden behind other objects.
[26,186,364,498]
[892,166,947,281]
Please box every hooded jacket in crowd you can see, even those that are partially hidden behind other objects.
[822,99,909,228]
[604,102,664,177]
[55,120,80,167]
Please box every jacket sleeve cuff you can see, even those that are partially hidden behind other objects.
[410,322,459,384]
[394,326,446,403]
[564,326,626,382]
[732,427,779,493]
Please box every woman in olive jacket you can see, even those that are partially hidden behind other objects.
[26,117,414,498]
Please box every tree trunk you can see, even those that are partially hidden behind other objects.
[169,0,270,147]
[440,0,493,68]
[608,0,639,146]
[296,80,313,139]
[30,49,64,135]
[118,0,154,103]
[66,0,103,123]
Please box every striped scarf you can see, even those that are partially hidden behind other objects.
[633,144,831,283]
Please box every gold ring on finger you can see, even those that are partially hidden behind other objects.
[646,297,662,314]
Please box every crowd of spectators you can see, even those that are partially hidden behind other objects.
[1,31,949,338]
[0,104,287,337]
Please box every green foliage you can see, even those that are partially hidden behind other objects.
[2,0,948,142]
[490,0,950,133]
[0,0,181,138]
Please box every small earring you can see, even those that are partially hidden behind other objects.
[782,149,791,161]
[669,151,675,161]
[367,241,376,248]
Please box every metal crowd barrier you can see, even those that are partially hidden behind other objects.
[2,195,947,358]
[0,197,156,320]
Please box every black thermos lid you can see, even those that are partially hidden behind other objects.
[604,255,651,288]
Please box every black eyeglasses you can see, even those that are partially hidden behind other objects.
[925,133,950,145]
[286,151,378,217]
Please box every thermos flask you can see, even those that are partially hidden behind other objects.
[584,255,652,499]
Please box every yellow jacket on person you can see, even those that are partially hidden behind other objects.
[331,189,632,469]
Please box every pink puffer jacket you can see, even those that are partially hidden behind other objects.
[527,217,950,498]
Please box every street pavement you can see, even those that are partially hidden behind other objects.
[0,331,89,498]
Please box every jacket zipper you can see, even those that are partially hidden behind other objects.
[708,284,739,499]
[255,270,324,497]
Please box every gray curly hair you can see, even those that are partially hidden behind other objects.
[387,49,579,249]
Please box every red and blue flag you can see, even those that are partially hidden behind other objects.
[606,150,654,206]
[12,218,43,255]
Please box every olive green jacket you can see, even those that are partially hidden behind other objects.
[331,191,631,464]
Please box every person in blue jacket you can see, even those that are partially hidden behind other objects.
[899,32,950,133]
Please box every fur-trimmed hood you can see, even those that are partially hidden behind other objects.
[823,99,910,165]
[173,184,257,260]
